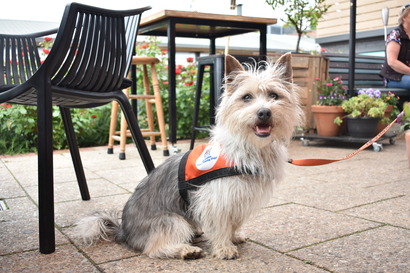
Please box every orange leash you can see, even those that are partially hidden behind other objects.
[289,116,399,166]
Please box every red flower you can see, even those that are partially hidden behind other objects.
[1,103,12,108]
[91,115,97,119]
[175,68,182,74]
[186,57,194,63]
[162,81,169,85]
[140,43,148,49]
[42,48,50,54]
[176,64,183,69]
[44,37,52,42]
[161,50,167,55]
[184,81,194,86]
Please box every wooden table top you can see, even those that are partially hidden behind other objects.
[139,10,277,38]
[141,10,277,26]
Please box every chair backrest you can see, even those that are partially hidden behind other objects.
[45,3,151,92]
[0,29,57,87]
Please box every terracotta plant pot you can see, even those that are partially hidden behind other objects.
[311,105,345,137]
[406,131,410,168]
[376,105,393,134]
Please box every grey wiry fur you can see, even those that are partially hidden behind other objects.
[75,53,304,259]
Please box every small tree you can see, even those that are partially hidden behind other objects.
[265,0,331,53]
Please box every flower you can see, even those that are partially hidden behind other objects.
[314,77,347,106]
[186,57,194,63]
[184,81,194,86]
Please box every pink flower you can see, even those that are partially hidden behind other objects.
[326,83,333,87]
[333,77,340,81]
[315,78,320,81]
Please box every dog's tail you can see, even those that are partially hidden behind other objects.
[75,210,121,246]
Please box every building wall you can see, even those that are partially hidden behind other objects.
[316,0,406,54]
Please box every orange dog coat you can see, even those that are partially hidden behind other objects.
[178,142,245,203]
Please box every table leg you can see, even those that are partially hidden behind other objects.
[167,19,177,144]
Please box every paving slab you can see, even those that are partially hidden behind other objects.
[241,203,381,253]
[98,241,328,273]
[0,245,100,273]
[342,195,410,229]
[291,225,410,273]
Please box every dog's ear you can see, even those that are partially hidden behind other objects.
[225,54,244,78]
[275,52,293,83]
[224,55,244,94]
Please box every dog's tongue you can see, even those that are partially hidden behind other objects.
[256,125,271,135]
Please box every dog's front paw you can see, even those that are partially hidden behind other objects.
[213,245,239,260]
[181,246,204,260]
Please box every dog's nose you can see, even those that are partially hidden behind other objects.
[257,108,271,121]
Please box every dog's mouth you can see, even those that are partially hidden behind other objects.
[254,123,272,137]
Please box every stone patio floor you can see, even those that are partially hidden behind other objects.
[0,135,409,272]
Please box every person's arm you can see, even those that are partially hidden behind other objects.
[386,41,410,75]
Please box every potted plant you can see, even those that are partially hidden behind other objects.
[311,76,347,136]
[334,93,388,138]
[357,88,400,133]
[397,102,410,168]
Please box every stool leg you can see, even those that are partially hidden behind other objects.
[142,64,157,151]
[119,108,128,160]
[107,101,119,154]
[150,63,169,156]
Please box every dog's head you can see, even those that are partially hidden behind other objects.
[215,53,304,147]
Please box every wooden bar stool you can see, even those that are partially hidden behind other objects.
[108,56,169,159]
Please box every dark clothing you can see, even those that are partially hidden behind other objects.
[380,24,410,82]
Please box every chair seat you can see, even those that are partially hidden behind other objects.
[3,78,132,108]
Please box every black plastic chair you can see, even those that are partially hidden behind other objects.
[0,3,153,254]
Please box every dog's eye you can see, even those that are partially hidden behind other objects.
[268,92,279,100]
[242,94,253,102]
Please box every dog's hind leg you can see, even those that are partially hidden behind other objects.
[143,213,203,259]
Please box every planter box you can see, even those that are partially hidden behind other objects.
[269,53,329,131]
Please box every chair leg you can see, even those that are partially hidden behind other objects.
[107,101,119,154]
[116,93,155,173]
[37,84,55,254]
[190,64,205,150]
[60,107,90,201]
[150,63,169,156]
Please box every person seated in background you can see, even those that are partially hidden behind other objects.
[380,4,410,89]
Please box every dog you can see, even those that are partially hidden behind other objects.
[75,53,304,260]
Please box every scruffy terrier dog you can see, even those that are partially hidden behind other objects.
[76,53,303,260]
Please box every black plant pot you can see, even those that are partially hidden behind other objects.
[346,117,380,138]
